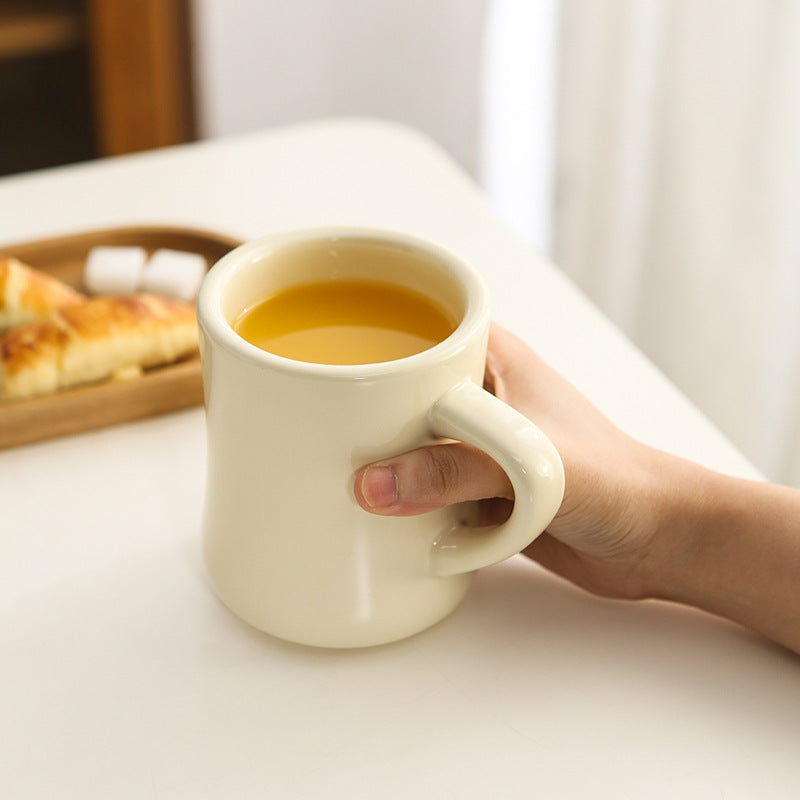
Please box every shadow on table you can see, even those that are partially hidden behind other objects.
[215,552,800,724]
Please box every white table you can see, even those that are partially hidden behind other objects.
[1,119,797,799]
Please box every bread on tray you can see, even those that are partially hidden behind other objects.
[0,294,198,401]
[0,257,85,333]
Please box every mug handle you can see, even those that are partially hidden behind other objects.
[428,381,565,577]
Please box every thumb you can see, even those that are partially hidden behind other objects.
[354,443,513,516]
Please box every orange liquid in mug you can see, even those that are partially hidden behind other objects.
[232,280,457,365]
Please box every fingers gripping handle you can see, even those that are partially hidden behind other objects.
[428,381,565,577]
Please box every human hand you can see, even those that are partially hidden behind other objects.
[354,323,671,601]
[355,323,800,653]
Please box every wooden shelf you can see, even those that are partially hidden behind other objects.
[0,0,194,175]
[0,1,82,60]
[86,0,195,155]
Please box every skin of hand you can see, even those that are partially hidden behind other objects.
[354,324,800,653]
[354,323,668,600]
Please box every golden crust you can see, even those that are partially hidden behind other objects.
[0,257,85,332]
[0,314,69,398]
[0,316,69,371]
[0,294,198,400]
[56,294,195,340]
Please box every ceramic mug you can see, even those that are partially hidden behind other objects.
[197,228,565,648]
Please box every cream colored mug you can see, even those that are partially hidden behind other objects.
[197,228,564,648]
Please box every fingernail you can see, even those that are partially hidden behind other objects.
[360,465,398,509]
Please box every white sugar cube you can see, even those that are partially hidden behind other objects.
[141,249,207,302]
[84,246,147,295]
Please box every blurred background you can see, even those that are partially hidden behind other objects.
[2,0,799,487]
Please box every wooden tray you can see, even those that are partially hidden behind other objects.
[0,225,243,449]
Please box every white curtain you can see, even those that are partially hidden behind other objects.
[191,0,800,482]
[554,0,800,484]
[480,0,559,256]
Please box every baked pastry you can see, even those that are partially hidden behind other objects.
[0,257,85,332]
[0,294,198,400]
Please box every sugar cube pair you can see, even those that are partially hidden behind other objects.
[84,246,207,303]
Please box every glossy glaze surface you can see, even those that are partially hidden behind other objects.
[198,229,564,647]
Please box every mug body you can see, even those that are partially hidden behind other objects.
[198,229,490,648]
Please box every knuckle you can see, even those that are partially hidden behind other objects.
[423,446,460,500]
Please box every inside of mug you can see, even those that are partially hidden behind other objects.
[219,235,469,330]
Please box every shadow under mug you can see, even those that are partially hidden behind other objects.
[197,228,565,648]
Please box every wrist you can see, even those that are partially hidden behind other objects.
[633,452,721,602]
[635,456,800,652]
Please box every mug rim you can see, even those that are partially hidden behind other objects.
[197,227,491,379]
